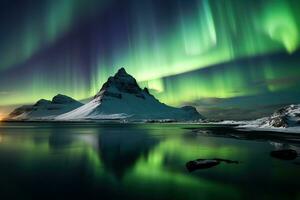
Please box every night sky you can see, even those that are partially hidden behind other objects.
[0,0,300,119]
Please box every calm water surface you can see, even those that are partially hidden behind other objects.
[0,122,299,200]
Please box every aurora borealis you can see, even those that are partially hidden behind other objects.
[0,0,300,119]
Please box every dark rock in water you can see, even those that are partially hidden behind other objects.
[214,158,239,164]
[186,159,220,172]
[186,158,239,172]
[270,149,298,160]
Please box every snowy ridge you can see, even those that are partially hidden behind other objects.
[237,105,300,133]
[5,94,83,121]
[56,98,130,120]
[205,105,300,133]
[262,104,300,128]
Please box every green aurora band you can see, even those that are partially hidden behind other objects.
[0,0,110,71]
[0,0,299,118]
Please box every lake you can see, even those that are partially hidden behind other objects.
[0,122,299,200]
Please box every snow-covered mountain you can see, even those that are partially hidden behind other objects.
[262,104,300,128]
[56,68,203,121]
[237,104,300,133]
[5,94,83,121]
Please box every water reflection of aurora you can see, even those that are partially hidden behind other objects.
[0,124,299,199]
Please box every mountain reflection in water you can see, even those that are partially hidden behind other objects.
[0,122,299,200]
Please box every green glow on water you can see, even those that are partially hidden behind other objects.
[0,124,299,199]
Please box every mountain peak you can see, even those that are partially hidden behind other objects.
[95,67,143,99]
[52,94,80,104]
[115,67,128,76]
[34,99,51,106]
[112,67,135,82]
[56,67,204,121]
